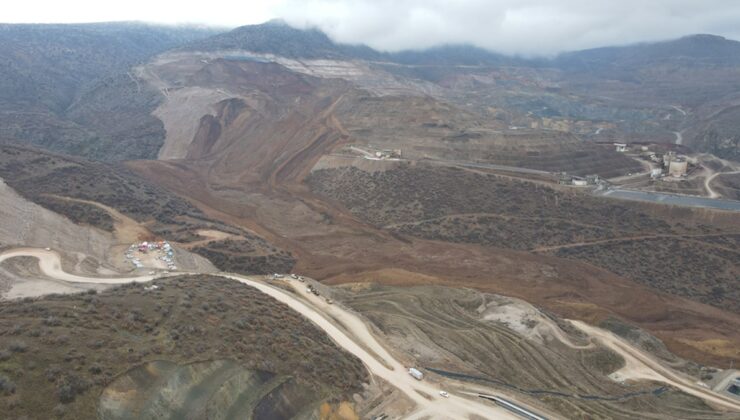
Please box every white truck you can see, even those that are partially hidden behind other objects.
[408,367,423,381]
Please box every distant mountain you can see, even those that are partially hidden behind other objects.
[185,19,380,60]
[556,35,740,69]
[550,34,740,159]
[2,19,739,160]
[556,34,740,71]
[387,44,526,66]
[0,22,221,112]
[186,20,521,66]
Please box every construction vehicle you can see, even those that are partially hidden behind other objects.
[408,367,423,380]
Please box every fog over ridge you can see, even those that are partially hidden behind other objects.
[276,0,740,56]
[4,0,740,55]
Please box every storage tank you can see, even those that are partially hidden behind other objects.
[668,160,688,177]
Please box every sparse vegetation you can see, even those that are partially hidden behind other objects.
[0,144,295,271]
[308,165,738,312]
[713,172,740,200]
[0,275,366,418]
[555,239,739,312]
[0,145,205,231]
[33,195,115,232]
[193,239,296,275]
[0,22,220,161]
[308,165,692,244]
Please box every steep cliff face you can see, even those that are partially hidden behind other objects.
[0,178,112,258]
[142,55,351,185]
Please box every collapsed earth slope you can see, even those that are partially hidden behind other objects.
[118,28,740,370]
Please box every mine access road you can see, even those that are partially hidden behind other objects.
[0,248,537,419]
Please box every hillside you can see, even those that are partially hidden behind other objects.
[185,19,379,60]
[556,35,740,74]
[106,25,740,371]
[3,21,739,161]
[183,23,740,159]
[0,20,739,418]
[0,22,222,160]
[0,22,218,111]
[187,20,521,66]
[0,275,367,418]
[0,144,295,275]
[339,284,731,420]
[307,165,740,313]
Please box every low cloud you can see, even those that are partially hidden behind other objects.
[5,0,740,56]
[275,0,740,56]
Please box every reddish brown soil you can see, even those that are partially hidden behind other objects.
[128,155,740,369]
[125,57,740,368]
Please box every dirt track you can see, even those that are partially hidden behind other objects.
[0,249,158,284]
[0,248,529,419]
[5,247,740,417]
[571,320,740,412]
[706,170,740,199]
[531,232,740,253]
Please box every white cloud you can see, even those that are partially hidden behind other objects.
[275,0,740,55]
[3,0,740,55]
[0,0,281,27]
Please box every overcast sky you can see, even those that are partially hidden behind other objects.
[4,0,740,55]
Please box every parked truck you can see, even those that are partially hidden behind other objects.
[408,367,423,381]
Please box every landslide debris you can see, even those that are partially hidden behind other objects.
[307,165,739,313]
[0,144,295,275]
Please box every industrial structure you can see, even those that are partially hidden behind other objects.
[663,151,688,177]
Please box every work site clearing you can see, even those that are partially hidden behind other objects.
[1,247,739,419]
[125,240,176,270]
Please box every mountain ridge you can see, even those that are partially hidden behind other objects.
[185,20,740,67]
[1,20,739,161]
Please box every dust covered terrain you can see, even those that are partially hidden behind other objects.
[337,283,738,419]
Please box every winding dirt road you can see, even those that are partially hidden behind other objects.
[0,248,524,419]
[705,170,740,199]
[7,248,737,416]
